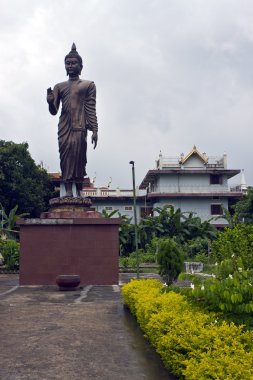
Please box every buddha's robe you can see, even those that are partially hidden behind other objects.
[51,77,98,182]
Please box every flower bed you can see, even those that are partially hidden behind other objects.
[122,279,253,380]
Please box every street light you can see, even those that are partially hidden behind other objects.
[129,161,139,279]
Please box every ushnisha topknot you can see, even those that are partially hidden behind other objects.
[64,43,83,69]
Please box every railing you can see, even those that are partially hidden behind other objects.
[230,185,244,192]
[152,185,229,193]
[207,156,225,166]
[157,155,225,169]
[82,184,242,197]
[82,188,147,197]
[157,156,180,169]
[206,163,224,168]
[184,262,203,273]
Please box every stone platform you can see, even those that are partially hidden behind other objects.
[0,274,176,380]
[18,199,121,286]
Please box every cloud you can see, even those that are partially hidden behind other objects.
[0,0,253,188]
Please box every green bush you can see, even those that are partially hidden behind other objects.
[184,237,209,260]
[141,252,156,263]
[122,279,253,379]
[0,239,20,270]
[120,250,156,268]
[119,251,143,269]
[194,251,209,264]
[120,257,130,268]
[187,269,253,326]
[157,238,184,285]
[185,224,253,326]
[145,236,160,255]
[211,224,253,269]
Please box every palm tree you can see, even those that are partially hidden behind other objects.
[0,204,28,240]
[154,205,188,240]
[216,207,240,229]
[138,215,164,249]
[118,213,135,256]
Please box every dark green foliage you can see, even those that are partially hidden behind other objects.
[152,205,185,241]
[119,205,218,257]
[138,214,164,247]
[101,209,119,218]
[233,187,253,223]
[184,236,209,258]
[157,238,185,285]
[118,214,136,256]
[211,223,253,269]
[0,239,20,270]
[0,140,55,216]
[0,204,28,240]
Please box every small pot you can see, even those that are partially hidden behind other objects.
[56,274,81,291]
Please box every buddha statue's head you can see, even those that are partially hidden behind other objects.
[64,43,83,76]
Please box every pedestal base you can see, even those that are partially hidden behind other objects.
[18,217,121,286]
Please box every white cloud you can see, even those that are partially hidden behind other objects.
[0,0,253,188]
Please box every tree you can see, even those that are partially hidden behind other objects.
[138,215,164,249]
[211,224,253,270]
[154,205,185,239]
[118,205,218,257]
[0,140,55,217]
[233,188,253,223]
[157,238,185,285]
[118,213,135,256]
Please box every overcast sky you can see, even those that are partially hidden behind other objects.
[0,0,253,188]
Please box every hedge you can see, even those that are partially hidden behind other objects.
[122,279,253,380]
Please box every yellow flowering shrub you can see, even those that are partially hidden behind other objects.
[122,279,253,380]
[121,278,162,315]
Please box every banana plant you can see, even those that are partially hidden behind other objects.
[0,204,29,240]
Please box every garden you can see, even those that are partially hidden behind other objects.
[120,192,253,379]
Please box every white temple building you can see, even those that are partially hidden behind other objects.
[82,146,245,226]
[51,146,246,227]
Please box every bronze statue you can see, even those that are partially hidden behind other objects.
[47,43,98,197]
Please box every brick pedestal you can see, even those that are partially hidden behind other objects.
[18,217,121,285]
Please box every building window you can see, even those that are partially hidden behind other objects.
[124,206,133,211]
[104,206,113,211]
[211,204,223,215]
[210,174,222,185]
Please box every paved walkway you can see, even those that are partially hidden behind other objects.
[0,274,177,380]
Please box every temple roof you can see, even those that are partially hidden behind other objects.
[179,145,208,165]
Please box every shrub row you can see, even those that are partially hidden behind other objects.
[122,279,253,380]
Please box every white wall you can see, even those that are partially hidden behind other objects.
[153,197,229,224]
[155,173,229,193]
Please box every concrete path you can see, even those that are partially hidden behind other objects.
[0,275,177,380]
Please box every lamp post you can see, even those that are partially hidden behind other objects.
[129,161,139,279]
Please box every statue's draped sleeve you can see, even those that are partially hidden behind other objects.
[84,82,98,133]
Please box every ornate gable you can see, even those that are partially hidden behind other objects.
[179,145,208,166]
